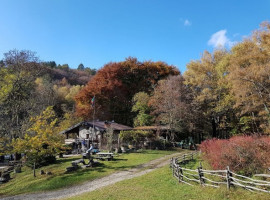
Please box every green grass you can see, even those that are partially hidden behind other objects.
[0,149,179,197]
[64,158,270,200]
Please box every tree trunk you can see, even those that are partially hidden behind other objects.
[33,162,36,177]
[212,118,217,138]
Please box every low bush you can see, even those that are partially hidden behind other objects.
[151,139,173,150]
[25,154,56,168]
[200,136,270,175]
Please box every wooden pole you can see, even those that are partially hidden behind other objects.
[92,95,95,145]
[226,166,231,190]
[172,159,175,176]
[198,162,204,185]
[177,166,180,182]
[180,167,183,182]
[33,162,36,177]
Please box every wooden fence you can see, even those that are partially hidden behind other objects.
[170,152,270,194]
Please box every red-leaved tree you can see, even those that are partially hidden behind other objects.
[75,57,179,125]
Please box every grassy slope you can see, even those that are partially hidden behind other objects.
[65,158,270,200]
[0,150,178,197]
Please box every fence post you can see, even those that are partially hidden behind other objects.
[177,165,180,182]
[198,162,204,185]
[226,166,231,190]
[172,158,175,177]
[180,166,183,182]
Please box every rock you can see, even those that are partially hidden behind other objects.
[40,170,45,175]
[14,167,22,173]
[66,166,76,173]
[46,171,52,175]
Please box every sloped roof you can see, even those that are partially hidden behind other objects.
[87,121,133,131]
[59,121,133,134]
[133,125,169,130]
[59,122,83,134]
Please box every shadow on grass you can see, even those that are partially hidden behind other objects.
[111,158,128,161]
[56,157,81,164]
[131,149,180,154]
[181,158,203,169]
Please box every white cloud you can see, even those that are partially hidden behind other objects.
[184,19,191,26]
[208,30,235,48]
[180,18,192,26]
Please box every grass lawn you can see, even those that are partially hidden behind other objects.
[64,157,270,200]
[0,149,179,197]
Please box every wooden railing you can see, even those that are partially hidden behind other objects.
[170,152,270,194]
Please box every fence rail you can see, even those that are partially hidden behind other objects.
[170,152,270,194]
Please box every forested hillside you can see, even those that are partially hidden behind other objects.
[1,21,270,152]
[0,50,94,146]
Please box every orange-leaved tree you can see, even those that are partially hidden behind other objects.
[75,57,179,126]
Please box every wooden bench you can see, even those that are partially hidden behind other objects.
[96,153,114,161]
[71,159,85,167]
[66,159,85,172]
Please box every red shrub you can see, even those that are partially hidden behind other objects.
[200,136,270,175]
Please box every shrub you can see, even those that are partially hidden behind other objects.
[119,130,154,149]
[200,136,270,176]
[26,154,56,168]
[151,139,173,150]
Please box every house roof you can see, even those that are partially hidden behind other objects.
[59,121,133,134]
[87,121,133,131]
[133,125,169,131]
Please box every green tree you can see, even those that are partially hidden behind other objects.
[85,67,97,75]
[132,92,153,127]
[77,63,85,70]
[42,61,57,68]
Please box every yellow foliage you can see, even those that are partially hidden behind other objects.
[12,106,65,159]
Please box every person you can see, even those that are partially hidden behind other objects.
[82,139,86,147]
[86,144,93,153]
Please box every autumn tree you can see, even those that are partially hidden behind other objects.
[0,137,10,156]
[0,50,45,139]
[75,57,179,126]
[184,49,236,138]
[150,75,191,141]
[12,106,64,176]
[227,22,270,133]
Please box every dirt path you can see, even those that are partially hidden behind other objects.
[1,152,186,200]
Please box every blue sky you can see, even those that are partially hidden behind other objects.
[0,0,269,72]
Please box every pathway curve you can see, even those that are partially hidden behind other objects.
[1,151,186,200]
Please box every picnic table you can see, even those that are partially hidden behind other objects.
[96,152,114,161]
